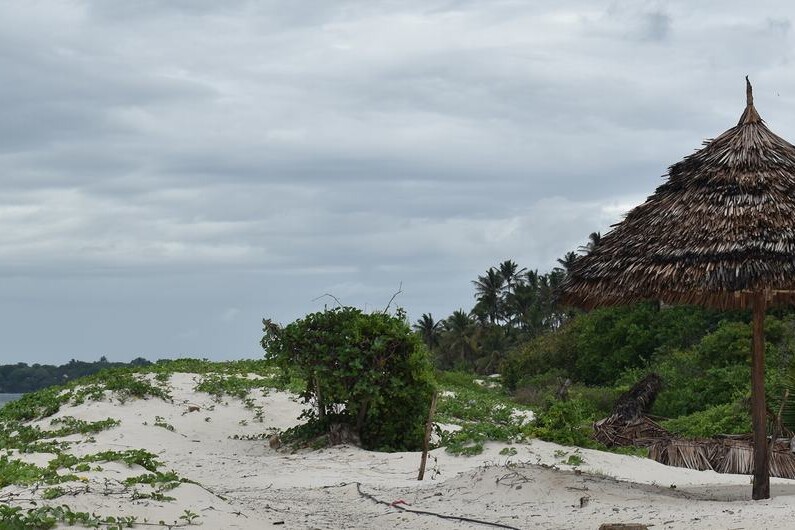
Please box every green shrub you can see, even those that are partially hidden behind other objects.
[510,370,566,408]
[661,401,750,438]
[570,385,621,417]
[433,371,535,455]
[0,388,63,422]
[694,316,787,368]
[694,321,752,367]
[500,326,577,390]
[502,303,717,389]
[529,398,598,448]
[262,307,435,451]
[646,350,748,418]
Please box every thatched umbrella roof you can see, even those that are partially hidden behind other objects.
[562,78,795,310]
[560,78,795,500]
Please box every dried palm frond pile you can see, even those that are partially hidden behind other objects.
[594,374,667,447]
[647,438,716,471]
[647,436,795,479]
[594,415,670,448]
[594,375,795,479]
[608,374,662,423]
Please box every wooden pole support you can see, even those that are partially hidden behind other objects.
[418,392,439,481]
[752,291,770,500]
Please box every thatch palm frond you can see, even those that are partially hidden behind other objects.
[610,374,663,423]
[563,81,795,310]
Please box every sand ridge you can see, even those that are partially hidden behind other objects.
[2,371,795,529]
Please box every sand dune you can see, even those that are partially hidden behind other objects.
[3,372,795,529]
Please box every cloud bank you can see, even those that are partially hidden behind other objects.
[2,0,794,362]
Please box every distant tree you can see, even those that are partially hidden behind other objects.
[555,251,579,273]
[498,259,527,294]
[413,313,442,352]
[472,268,505,324]
[578,232,602,254]
[422,257,585,371]
[0,357,153,393]
[506,282,543,334]
[130,357,151,367]
[441,310,477,367]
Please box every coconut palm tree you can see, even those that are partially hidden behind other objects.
[578,232,602,255]
[525,269,540,290]
[556,251,579,273]
[442,310,477,366]
[498,259,527,294]
[413,313,442,352]
[505,282,543,334]
[472,268,505,324]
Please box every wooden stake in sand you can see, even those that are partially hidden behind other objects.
[418,392,438,481]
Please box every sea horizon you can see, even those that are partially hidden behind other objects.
[0,393,23,407]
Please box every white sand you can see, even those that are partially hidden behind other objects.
[3,372,795,529]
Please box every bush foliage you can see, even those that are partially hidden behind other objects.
[262,307,435,451]
[661,402,751,438]
[496,299,795,442]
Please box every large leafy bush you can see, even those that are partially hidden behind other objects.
[501,303,718,388]
[661,401,750,438]
[262,307,435,451]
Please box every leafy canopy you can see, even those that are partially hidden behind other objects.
[262,307,435,451]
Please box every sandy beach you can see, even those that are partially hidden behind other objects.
[3,372,795,529]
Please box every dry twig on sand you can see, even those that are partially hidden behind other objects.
[353,482,521,530]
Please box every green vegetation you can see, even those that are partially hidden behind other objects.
[0,356,152,393]
[0,505,137,530]
[0,455,75,487]
[0,504,200,529]
[5,251,795,527]
[0,416,119,455]
[661,402,752,438]
[194,370,302,402]
[153,416,175,432]
[414,260,570,373]
[504,304,795,436]
[433,371,609,455]
[435,372,533,455]
[263,307,436,451]
[410,241,795,451]
[1,372,171,423]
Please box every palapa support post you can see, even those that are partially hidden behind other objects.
[751,291,770,500]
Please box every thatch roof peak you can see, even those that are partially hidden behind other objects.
[739,76,762,125]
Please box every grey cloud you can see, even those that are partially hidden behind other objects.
[3,1,795,362]
[642,12,671,42]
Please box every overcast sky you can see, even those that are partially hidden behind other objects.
[2,1,795,364]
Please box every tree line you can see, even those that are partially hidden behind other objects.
[0,357,151,393]
[413,232,600,372]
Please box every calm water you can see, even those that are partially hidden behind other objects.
[0,393,23,407]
